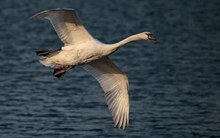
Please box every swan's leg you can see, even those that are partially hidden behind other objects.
[53,66,74,78]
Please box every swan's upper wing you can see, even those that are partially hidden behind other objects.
[82,57,129,129]
[32,8,93,45]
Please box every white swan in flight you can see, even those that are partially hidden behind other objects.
[32,8,156,129]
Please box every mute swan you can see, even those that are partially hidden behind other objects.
[32,8,156,129]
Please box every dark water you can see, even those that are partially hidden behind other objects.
[0,0,220,137]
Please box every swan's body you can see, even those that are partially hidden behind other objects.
[32,8,156,129]
[41,40,104,67]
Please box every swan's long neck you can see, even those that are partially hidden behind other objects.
[104,34,141,55]
[113,34,141,47]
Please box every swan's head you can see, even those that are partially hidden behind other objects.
[138,32,156,41]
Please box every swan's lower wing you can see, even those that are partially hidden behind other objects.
[32,8,93,45]
[82,57,129,129]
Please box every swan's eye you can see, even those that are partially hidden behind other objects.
[146,33,156,41]
[146,33,153,39]
[145,32,152,36]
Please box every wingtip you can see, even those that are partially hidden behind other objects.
[30,10,49,20]
[51,8,75,11]
[29,14,38,20]
[30,8,76,20]
[114,123,128,129]
[113,118,129,129]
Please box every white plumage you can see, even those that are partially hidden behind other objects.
[32,8,156,129]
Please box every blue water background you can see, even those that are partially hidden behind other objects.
[0,0,220,137]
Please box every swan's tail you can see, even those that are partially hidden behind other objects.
[36,47,61,68]
[36,48,74,78]
[36,47,61,57]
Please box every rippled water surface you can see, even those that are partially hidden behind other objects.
[0,0,220,137]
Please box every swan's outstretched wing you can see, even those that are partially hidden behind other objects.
[32,8,93,45]
[82,57,129,129]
